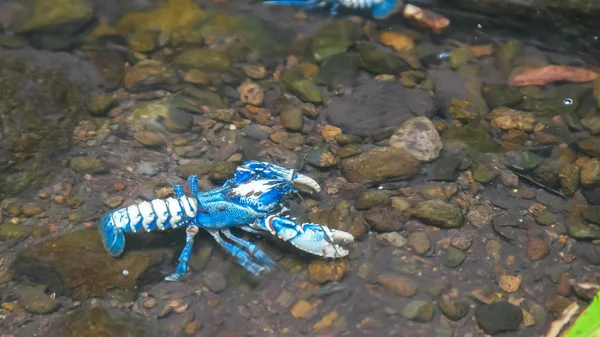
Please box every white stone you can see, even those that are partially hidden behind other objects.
[389,117,443,162]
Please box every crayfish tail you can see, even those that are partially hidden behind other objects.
[98,214,126,256]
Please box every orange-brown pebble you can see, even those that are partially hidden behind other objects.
[321,125,342,141]
[114,183,126,191]
[308,260,348,284]
[380,32,414,52]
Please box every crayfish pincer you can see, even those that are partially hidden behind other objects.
[98,160,354,281]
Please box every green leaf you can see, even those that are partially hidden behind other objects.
[564,291,600,337]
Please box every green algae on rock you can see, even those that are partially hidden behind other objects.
[123,59,178,93]
[9,228,166,300]
[408,199,464,229]
[354,190,391,210]
[355,42,410,75]
[341,147,420,183]
[176,161,237,182]
[17,283,59,314]
[116,0,207,37]
[0,56,84,197]
[48,307,159,337]
[314,52,360,90]
[281,66,323,103]
[14,0,94,33]
[69,157,106,174]
[311,19,362,62]
[402,300,434,322]
[127,96,193,133]
[174,48,232,71]
[442,120,500,153]
[482,84,523,108]
[0,223,30,240]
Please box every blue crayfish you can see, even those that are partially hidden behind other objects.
[263,0,404,19]
[98,161,355,281]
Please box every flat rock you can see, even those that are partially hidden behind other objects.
[47,307,160,337]
[428,68,488,119]
[326,78,436,137]
[341,146,421,183]
[10,228,166,300]
[475,301,523,335]
[390,117,443,162]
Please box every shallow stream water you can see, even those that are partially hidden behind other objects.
[1,0,600,336]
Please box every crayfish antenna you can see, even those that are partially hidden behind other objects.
[98,213,126,256]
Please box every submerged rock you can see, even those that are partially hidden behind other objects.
[0,54,86,197]
[341,147,420,183]
[47,306,160,337]
[174,48,231,71]
[14,0,94,34]
[428,69,488,119]
[281,66,323,103]
[311,19,362,62]
[127,97,193,133]
[355,42,410,75]
[314,52,360,90]
[475,302,523,335]
[10,228,166,300]
[506,151,542,171]
[409,199,464,229]
[198,13,293,58]
[389,117,443,162]
[17,283,59,314]
[123,59,178,93]
[116,0,206,37]
[482,84,523,108]
[326,79,436,137]
[489,107,536,132]
[442,121,500,153]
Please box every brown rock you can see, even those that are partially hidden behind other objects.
[341,147,421,183]
[237,81,264,106]
[290,300,318,319]
[526,238,549,261]
[489,107,536,132]
[9,228,165,300]
[499,274,522,293]
[308,260,348,284]
[321,125,342,141]
[466,204,495,228]
[407,232,430,255]
[555,272,572,297]
[376,274,419,297]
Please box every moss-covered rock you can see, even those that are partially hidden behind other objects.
[14,0,94,33]
[341,147,421,183]
[0,56,84,197]
[408,199,464,229]
[9,228,166,300]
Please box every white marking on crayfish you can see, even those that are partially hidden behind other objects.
[138,202,155,232]
[151,199,169,230]
[165,198,183,229]
[126,205,142,231]
[232,179,279,197]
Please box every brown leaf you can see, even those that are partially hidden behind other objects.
[508,65,600,86]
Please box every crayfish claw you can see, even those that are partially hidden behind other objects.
[290,224,354,258]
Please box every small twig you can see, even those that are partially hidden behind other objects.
[82,215,102,223]
[511,171,567,199]
[544,302,580,337]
